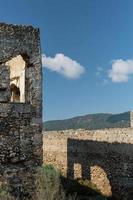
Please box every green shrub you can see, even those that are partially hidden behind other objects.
[0,184,14,200]
[34,165,66,200]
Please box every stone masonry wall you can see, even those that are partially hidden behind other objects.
[43,128,133,200]
[0,23,42,199]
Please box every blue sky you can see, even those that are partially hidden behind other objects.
[1,0,133,121]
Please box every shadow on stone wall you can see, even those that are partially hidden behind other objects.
[61,175,112,200]
[67,138,133,200]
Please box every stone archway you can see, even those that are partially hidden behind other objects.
[90,165,112,197]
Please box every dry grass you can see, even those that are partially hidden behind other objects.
[0,185,14,200]
[34,164,77,200]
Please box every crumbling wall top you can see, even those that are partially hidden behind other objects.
[0,23,41,63]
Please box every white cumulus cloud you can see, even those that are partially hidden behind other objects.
[42,53,85,79]
[108,59,133,82]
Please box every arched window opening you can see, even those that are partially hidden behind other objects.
[10,83,20,102]
[6,55,26,103]
[90,165,112,197]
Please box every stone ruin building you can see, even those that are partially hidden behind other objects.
[0,23,42,199]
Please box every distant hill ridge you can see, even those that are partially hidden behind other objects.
[43,111,131,131]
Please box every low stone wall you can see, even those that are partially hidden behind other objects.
[43,128,133,200]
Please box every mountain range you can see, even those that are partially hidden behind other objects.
[43,111,131,131]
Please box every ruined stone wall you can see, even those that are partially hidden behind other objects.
[130,111,133,128]
[0,23,42,199]
[43,128,133,200]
